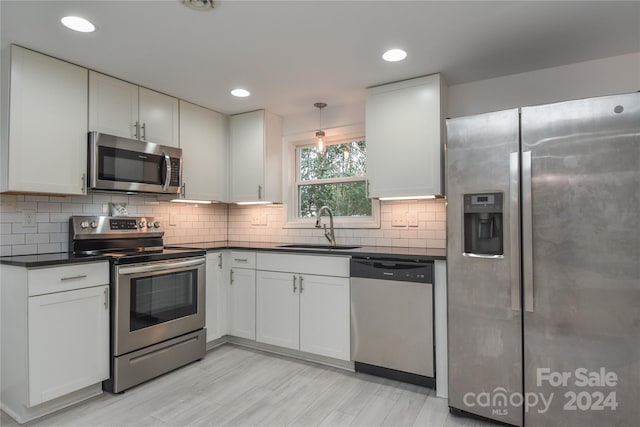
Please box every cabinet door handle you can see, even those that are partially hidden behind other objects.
[218,253,222,269]
[181,183,186,198]
[230,269,234,285]
[60,274,87,281]
[104,287,109,310]
[258,185,263,200]
[141,122,147,140]
[81,173,86,194]
[293,275,297,293]
[133,121,140,139]
[299,276,304,293]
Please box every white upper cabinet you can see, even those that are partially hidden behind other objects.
[138,87,179,147]
[179,100,228,201]
[2,45,88,195]
[89,71,179,147]
[366,74,447,198]
[88,71,138,139]
[229,110,283,203]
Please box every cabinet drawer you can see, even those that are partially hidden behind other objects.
[28,262,109,296]
[257,253,349,277]
[229,251,256,269]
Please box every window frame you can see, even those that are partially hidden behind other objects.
[283,125,380,229]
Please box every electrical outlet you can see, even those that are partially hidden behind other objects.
[22,209,37,227]
[0,195,17,212]
[251,215,261,226]
[392,213,407,227]
[408,212,419,227]
[169,215,178,226]
[260,214,268,226]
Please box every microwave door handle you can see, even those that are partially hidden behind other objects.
[162,152,171,191]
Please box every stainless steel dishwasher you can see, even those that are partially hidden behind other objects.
[350,256,435,388]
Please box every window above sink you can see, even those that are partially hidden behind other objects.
[282,124,380,229]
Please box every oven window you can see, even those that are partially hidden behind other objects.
[129,270,197,331]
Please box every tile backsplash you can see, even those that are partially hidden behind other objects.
[228,199,446,249]
[0,194,227,256]
[0,195,445,256]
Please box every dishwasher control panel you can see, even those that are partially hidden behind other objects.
[350,257,433,283]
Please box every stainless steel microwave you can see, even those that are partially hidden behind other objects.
[88,132,182,194]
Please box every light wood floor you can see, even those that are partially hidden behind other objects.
[2,344,500,427]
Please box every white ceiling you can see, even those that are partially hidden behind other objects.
[2,1,639,117]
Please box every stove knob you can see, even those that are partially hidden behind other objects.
[138,221,146,229]
[154,221,161,228]
[80,221,89,229]
[146,221,153,228]
[90,220,98,229]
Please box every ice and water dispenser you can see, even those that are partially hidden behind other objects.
[463,192,504,256]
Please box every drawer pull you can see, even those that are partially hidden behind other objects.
[234,258,248,263]
[60,274,87,281]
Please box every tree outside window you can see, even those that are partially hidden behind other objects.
[297,140,371,218]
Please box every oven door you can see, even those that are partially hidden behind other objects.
[114,257,205,356]
[89,131,182,194]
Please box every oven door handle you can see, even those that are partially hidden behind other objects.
[117,258,205,275]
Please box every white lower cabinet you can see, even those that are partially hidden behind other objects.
[256,253,350,361]
[205,252,226,342]
[298,274,350,360]
[28,285,109,406]
[256,271,299,350]
[228,266,256,340]
[0,262,109,424]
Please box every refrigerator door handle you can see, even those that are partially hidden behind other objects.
[509,152,521,311]
[522,150,534,312]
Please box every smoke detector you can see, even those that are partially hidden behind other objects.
[182,0,216,11]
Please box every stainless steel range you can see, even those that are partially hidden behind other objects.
[70,216,206,393]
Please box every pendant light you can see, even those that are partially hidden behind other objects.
[314,102,327,151]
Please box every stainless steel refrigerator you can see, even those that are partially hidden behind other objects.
[445,92,639,426]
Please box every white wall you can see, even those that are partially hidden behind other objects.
[282,52,640,136]
[447,52,640,118]
[283,102,365,141]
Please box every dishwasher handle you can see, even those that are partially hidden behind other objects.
[350,258,433,283]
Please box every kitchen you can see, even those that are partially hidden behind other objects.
[0,1,639,426]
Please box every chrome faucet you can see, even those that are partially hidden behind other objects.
[315,206,336,247]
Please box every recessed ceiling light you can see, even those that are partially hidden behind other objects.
[61,16,95,33]
[382,48,407,62]
[182,0,216,11]
[231,88,250,98]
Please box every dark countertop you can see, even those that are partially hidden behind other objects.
[169,241,447,261]
[0,252,110,268]
[1,241,445,268]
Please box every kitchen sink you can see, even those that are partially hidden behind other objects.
[278,244,361,250]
